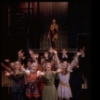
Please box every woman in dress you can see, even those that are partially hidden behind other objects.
[37,60,63,100]
[58,60,72,100]
[21,62,40,100]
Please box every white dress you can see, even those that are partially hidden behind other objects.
[57,72,72,99]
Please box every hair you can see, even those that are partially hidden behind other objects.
[27,59,33,63]
[61,69,68,75]
[61,60,69,75]
[78,45,85,51]
[45,59,51,63]
[13,61,22,70]
[62,48,67,50]
[40,56,46,61]
[61,58,69,63]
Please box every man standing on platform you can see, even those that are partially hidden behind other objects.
[48,19,59,49]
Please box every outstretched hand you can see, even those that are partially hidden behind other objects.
[53,50,57,55]
[4,59,10,63]
[37,71,44,77]
[5,71,10,76]
[76,52,82,56]
[20,64,25,71]
[56,68,63,73]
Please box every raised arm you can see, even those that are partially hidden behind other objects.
[37,71,45,77]
[67,52,81,72]
[53,50,61,69]
[20,65,30,76]
[54,67,63,74]
[1,62,11,72]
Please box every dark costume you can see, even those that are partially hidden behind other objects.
[70,67,84,100]
[10,71,24,100]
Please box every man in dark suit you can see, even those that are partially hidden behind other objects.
[70,62,84,100]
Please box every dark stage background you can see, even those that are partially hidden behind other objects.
[1,2,92,100]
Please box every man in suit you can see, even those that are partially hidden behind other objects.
[70,61,84,100]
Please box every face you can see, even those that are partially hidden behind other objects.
[62,61,68,69]
[10,62,15,70]
[41,58,45,63]
[62,48,67,54]
[31,62,38,71]
[44,52,48,58]
[42,63,46,71]
[52,19,56,24]
[14,61,21,70]
[31,53,35,59]
[45,62,51,71]
[27,61,32,68]
[31,66,37,73]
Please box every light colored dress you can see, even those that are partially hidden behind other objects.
[42,71,58,100]
[58,72,72,99]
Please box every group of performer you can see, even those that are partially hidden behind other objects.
[1,44,86,100]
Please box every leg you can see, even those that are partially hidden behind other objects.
[17,93,23,100]
[12,93,18,100]
[51,40,56,49]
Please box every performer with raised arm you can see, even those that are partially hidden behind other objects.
[37,60,63,100]
[4,61,25,100]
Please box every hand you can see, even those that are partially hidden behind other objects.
[53,50,57,55]
[76,52,82,56]
[29,49,34,55]
[48,34,50,38]
[18,49,22,54]
[37,71,44,77]
[23,56,26,59]
[5,71,10,76]
[56,68,63,73]
[20,64,25,71]
[37,71,41,77]
[4,59,10,62]
[18,49,24,56]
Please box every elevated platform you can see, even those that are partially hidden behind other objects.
[31,48,77,53]
[40,31,68,50]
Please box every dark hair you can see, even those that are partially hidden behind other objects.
[27,59,33,63]
[61,58,68,63]
[45,59,51,63]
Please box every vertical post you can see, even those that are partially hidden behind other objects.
[37,2,40,49]
[26,2,30,61]
[27,1,30,49]
[8,6,10,28]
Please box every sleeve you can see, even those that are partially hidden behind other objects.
[67,57,78,72]
[14,71,25,78]
[52,71,57,76]
[26,70,31,76]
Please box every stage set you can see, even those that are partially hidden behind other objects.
[1,2,92,100]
